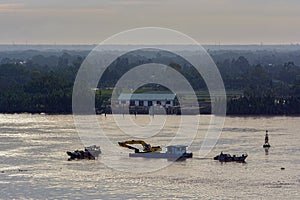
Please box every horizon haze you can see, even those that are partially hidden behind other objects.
[0,0,299,45]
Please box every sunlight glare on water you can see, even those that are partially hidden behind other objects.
[0,114,299,199]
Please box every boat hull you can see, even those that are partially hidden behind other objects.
[129,152,193,160]
[67,151,95,160]
[67,146,101,160]
[214,153,247,162]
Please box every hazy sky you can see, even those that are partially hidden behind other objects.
[0,0,299,44]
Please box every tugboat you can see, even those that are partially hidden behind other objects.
[214,152,247,162]
[67,145,101,161]
[118,140,193,160]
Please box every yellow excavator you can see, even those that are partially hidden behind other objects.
[118,140,162,153]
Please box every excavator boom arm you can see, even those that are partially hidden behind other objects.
[118,141,140,153]
[118,140,162,153]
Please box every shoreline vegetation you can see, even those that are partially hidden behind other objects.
[1,45,300,115]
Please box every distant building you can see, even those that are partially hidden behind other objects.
[118,93,177,108]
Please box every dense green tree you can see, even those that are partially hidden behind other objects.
[1,49,300,114]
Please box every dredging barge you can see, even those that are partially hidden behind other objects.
[118,140,193,160]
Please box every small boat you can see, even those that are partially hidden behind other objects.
[118,140,192,160]
[214,152,247,162]
[67,145,101,160]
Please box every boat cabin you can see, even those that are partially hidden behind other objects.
[165,145,188,155]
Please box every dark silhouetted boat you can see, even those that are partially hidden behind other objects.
[67,145,101,161]
[214,152,247,162]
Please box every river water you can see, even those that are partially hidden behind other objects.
[0,114,299,199]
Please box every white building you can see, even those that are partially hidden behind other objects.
[118,93,176,107]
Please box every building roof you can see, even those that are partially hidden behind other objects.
[118,93,176,101]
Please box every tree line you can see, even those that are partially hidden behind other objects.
[1,50,300,114]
